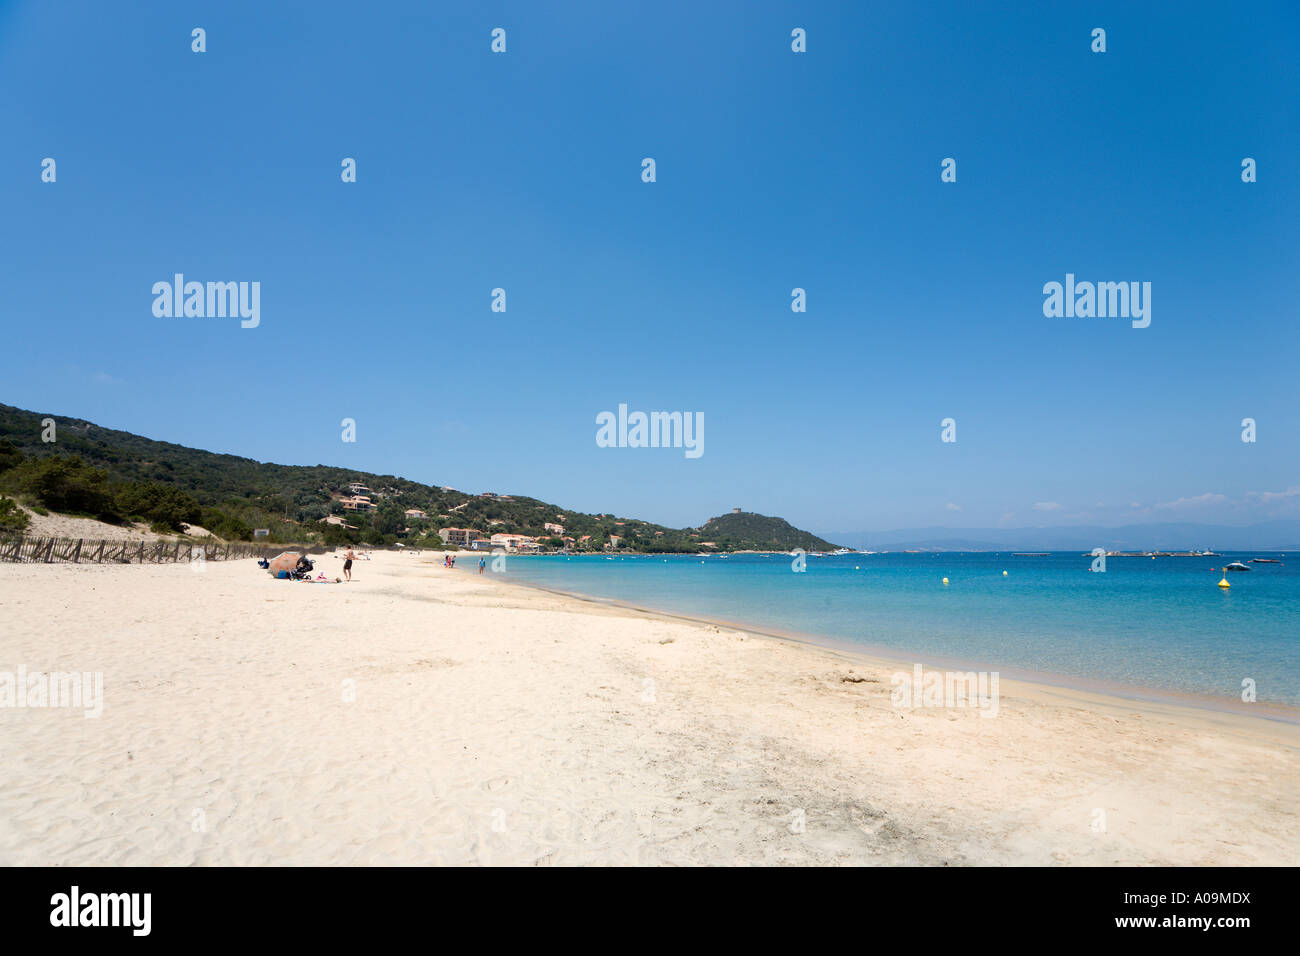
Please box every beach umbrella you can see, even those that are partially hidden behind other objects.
[267,551,302,573]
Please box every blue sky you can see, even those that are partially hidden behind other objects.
[1,0,1297,533]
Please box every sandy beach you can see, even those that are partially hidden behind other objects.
[1,550,1296,866]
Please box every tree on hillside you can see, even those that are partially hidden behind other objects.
[0,439,23,473]
[374,500,405,536]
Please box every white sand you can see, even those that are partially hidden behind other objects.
[0,550,1295,866]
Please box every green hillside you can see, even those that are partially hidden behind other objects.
[0,403,839,552]
[698,511,838,552]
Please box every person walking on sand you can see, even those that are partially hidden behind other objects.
[343,547,355,582]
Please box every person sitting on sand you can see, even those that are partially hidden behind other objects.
[343,548,355,582]
[295,554,312,575]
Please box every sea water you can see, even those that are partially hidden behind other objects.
[493,552,1300,708]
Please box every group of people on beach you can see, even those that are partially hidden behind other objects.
[443,552,488,573]
[266,547,483,583]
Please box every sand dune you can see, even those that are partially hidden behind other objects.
[0,550,1295,865]
[12,504,212,542]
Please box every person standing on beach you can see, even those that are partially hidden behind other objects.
[343,547,355,582]
[478,555,486,574]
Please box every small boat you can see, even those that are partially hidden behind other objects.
[1249,558,1282,564]
[1224,562,1251,572]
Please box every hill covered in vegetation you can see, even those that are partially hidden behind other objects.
[0,403,840,552]
[697,512,838,552]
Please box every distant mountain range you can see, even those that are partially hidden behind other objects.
[821,523,1300,552]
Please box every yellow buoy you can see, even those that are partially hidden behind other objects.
[1002,570,1008,576]
[1218,576,1230,589]
[942,577,949,585]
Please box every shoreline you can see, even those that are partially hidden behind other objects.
[451,563,1300,726]
[3,551,1296,865]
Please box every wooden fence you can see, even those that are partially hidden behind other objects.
[0,535,327,565]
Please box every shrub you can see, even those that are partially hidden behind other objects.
[12,456,118,520]
[322,524,360,547]
[0,497,30,534]
[201,508,254,541]
[117,482,202,532]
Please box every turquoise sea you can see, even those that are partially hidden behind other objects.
[490,552,1300,710]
